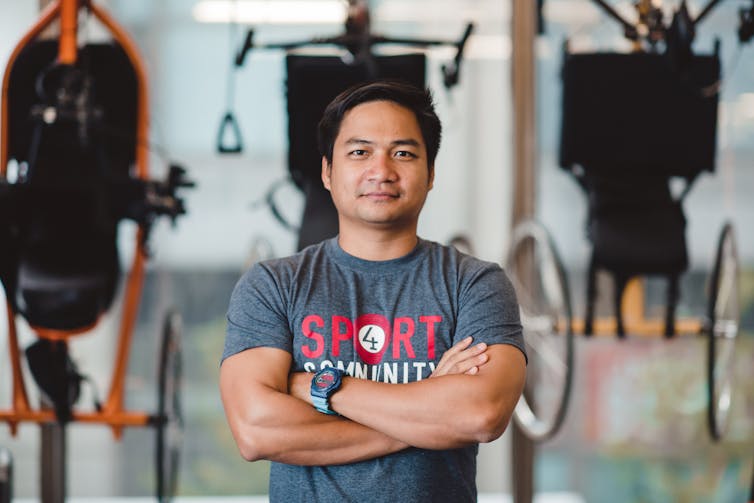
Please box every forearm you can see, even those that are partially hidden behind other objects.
[292,345,525,450]
[221,362,407,465]
[332,375,504,449]
[242,401,408,466]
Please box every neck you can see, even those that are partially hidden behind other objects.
[337,227,419,261]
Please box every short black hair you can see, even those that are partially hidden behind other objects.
[317,80,442,168]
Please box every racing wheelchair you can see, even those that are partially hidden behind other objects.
[506,42,740,443]
[0,0,191,499]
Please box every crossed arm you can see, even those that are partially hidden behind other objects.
[219,337,525,466]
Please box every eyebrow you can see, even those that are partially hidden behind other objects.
[344,138,422,148]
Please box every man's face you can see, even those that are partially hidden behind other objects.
[322,100,434,233]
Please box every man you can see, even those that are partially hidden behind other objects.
[220,80,526,502]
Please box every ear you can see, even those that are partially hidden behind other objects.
[428,164,435,190]
[321,157,332,191]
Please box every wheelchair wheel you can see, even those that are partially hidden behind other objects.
[707,223,739,441]
[155,310,183,501]
[506,220,574,441]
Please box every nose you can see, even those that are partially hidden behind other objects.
[366,151,397,183]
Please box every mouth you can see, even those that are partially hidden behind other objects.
[362,191,399,201]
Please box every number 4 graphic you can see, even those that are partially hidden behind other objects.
[361,326,379,351]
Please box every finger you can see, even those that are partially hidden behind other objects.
[442,339,480,367]
[452,350,488,375]
[434,344,488,377]
[432,337,474,375]
[466,342,487,356]
[450,342,487,363]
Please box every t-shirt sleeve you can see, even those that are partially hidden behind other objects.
[222,263,293,362]
[456,262,527,363]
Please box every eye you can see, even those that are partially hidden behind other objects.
[394,150,417,159]
[348,149,368,157]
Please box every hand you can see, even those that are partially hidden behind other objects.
[430,337,489,378]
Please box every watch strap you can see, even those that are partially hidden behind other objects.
[312,395,338,415]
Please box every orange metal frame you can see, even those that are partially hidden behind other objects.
[0,0,152,438]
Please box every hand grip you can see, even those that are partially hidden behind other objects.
[216,111,243,154]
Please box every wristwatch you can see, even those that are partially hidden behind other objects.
[310,367,345,415]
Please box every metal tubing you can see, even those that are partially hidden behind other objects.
[58,0,78,64]
[693,0,725,25]
[511,0,538,500]
[88,2,150,439]
[591,0,636,33]
[1,1,59,174]
[0,447,12,503]
[40,420,66,503]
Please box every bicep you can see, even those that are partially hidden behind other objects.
[475,344,526,410]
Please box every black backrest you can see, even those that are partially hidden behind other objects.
[2,40,138,330]
[559,51,720,178]
[8,40,137,176]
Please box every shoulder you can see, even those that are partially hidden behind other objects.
[228,241,328,309]
[422,240,515,300]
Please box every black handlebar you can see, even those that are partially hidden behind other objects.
[234,22,475,91]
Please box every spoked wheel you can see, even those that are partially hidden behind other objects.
[506,220,574,441]
[155,310,184,501]
[707,223,739,442]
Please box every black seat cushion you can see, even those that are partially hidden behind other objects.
[16,235,118,330]
[15,198,119,330]
[586,173,688,275]
[589,205,687,274]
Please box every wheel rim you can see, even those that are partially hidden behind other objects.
[156,310,183,501]
[707,223,739,441]
[506,220,574,441]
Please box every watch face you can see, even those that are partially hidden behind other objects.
[314,370,336,390]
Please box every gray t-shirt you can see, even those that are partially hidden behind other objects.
[224,237,525,502]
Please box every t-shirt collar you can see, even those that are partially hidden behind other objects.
[325,236,428,273]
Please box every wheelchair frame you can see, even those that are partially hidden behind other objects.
[0,1,185,500]
[0,0,153,438]
[507,47,740,443]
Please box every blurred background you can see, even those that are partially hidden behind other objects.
[0,0,752,501]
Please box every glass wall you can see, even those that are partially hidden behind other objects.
[532,1,754,501]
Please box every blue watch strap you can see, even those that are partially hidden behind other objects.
[312,395,338,415]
